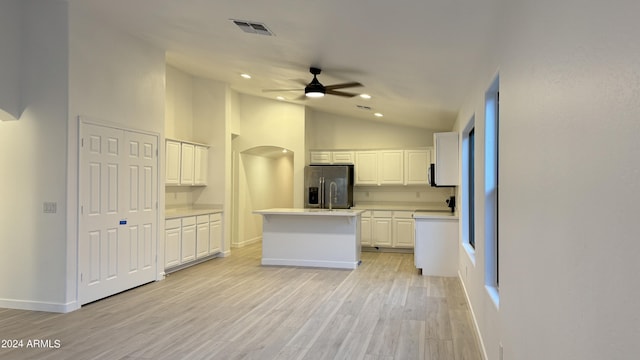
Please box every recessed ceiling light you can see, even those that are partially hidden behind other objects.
[240,73,251,79]
[276,96,285,101]
[359,94,372,99]
[374,112,384,117]
[282,149,288,153]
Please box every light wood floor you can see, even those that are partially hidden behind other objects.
[0,243,482,360]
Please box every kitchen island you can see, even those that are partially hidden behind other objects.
[253,208,364,269]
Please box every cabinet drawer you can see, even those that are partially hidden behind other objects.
[197,215,209,224]
[181,216,196,227]
[209,213,222,222]
[372,210,393,218]
[165,218,182,229]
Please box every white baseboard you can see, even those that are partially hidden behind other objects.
[0,298,79,313]
[458,270,488,360]
[233,236,261,248]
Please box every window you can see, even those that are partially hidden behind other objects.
[468,128,475,249]
[462,117,475,256]
[485,75,500,296]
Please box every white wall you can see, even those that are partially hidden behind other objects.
[455,1,640,359]
[236,153,294,246]
[231,94,305,246]
[67,2,165,310]
[0,0,69,311]
[0,0,22,121]
[306,110,435,150]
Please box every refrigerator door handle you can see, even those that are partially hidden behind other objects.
[319,177,324,208]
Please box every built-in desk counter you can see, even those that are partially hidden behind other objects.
[253,208,365,269]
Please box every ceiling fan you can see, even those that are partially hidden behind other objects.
[264,67,362,99]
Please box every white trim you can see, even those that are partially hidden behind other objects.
[262,258,359,270]
[0,299,80,314]
[458,271,488,360]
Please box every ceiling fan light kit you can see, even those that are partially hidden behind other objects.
[265,67,362,99]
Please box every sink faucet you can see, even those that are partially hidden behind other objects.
[328,181,338,210]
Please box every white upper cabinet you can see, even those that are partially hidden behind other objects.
[194,145,208,186]
[166,139,209,186]
[180,143,195,185]
[310,150,355,164]
[404,149,431,185]
[165,140,181,185]
[433,132,459,186]
[331,151,355,164]
[355,151,378,185]
[378,150,404,185]
[310,151,332,164]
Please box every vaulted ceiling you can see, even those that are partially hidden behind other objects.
[80,0,499,130]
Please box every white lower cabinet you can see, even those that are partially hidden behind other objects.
[165,219,182,268]
[209,213,222,254]
[414,217,459,276]
[165,212,223,271]
[196,215,210,259]
[180,217,197,263]
[392,211,415,248]
[360,210,415,249]
[360,211,373,247]
[371,211,393,247]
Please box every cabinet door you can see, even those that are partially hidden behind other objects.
[310,151,331,164]
[181,221,197,263]
[434,132,459,186]
[379,150,404,185]
[165,140,181,185]
[394,218,415,248]
[372,214,392,247]
[194,145,208,186]
[331,151,355,164]
[180,143,195,185]
[196,216,210,259]
[165,227,181,268]
[360,212,372,247]
[404,149,431,185]
[209,214,222,254]
[355,151,378,185]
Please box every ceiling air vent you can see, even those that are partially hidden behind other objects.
[231,19,274,36]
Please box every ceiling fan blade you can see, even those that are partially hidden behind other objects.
[325,82,363,91]
[262,88,304,93]
[326,89,359,97]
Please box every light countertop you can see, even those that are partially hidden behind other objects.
[165,206,223,219]
[254,208,365,217]
[413,211,458,220]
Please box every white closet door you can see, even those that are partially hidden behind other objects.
[79,122,157,305]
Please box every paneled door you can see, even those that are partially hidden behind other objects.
[78,122,158,305]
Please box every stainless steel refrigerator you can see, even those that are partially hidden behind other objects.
[304,165,354,209]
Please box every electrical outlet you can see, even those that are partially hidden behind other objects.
[43,202,57,213]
